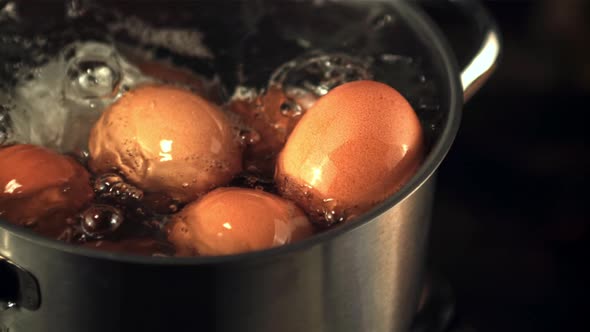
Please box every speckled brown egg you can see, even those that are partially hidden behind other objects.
[168,187,314,256]
[89,84,242,203]
[0,144,93,236]
[275,80,424,226]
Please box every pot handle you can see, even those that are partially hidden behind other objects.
[448,0,501,102]
[0,256,40,311]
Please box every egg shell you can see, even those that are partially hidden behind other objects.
[0,144,93,236]
[275,80,424,225]
[89,84,243,203]
[227,86,312,176]
[168,187,314,256]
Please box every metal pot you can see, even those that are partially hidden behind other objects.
[0,1,500,331]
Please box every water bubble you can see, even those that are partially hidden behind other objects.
[229,86,261,108]
[60,42,149,112]
[80,204,124,239]
[279,100,303,118]
[239,128,261,145]
[168,204,179,213]
[322,209,345,225]
[318,198,346,226]
[284,86,317,112]
[270,53,372,97]
[230,172,275,192]
[66,59,121,99]
[372,53,440,116]
[94,173,144,203]
[94,173,122,193]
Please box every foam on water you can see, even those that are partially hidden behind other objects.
[5,41,151,152]
[108,17,214,59]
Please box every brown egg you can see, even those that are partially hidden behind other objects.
[275,80,425,226]
[227,85,317,177]
[0,144,93,236]
[168,187,314,256]
[89,84,242,203]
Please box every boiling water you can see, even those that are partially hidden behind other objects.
[0,0,441,255]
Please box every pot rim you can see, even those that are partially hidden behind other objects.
[0,0,463,265]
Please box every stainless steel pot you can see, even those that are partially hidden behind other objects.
[0,1,500,331]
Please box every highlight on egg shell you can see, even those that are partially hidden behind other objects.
[168,187,314,256]
[275,80,425,226]
[0,144,94,237]
[88,84,243,203]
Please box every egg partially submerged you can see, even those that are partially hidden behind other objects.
[275,80,424,226]
[0,144,94,236]
[168,187,314,256]
[89,84,242,203]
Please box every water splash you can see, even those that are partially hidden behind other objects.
[270,53,373,97]
[7,41,150,152]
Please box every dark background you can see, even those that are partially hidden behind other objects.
[427,1,588,331]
